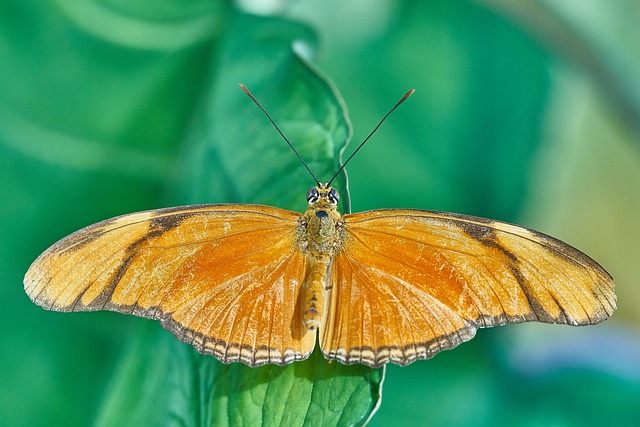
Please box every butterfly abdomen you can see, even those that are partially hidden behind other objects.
[303,257,330,330]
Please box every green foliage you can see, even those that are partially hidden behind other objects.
[95,327,380,426]
[2,0,639,426]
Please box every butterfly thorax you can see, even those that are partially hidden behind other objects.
[303,204,342,256]
[298,184,344,330]
[297,185,344,258]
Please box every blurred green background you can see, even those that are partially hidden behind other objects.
[2,0,639,426]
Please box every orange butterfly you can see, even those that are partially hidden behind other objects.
[24,86,616,368]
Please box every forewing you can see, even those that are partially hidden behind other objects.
[25,204,315,366]
[320,209,616,368]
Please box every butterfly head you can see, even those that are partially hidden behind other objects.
[306,184,340,209]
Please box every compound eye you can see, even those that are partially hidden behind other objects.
[306,187,320,204]
[328,187,340,205]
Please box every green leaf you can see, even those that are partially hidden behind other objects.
[96,11,379,427]
[98,327,381,427]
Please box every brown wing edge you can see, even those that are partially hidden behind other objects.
[323,306,552,368]
[324,324,479,368]
[127,300,321,366]
[161,316,315,367]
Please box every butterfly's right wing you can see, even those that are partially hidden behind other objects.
[321,209,615,368]
[25,204,315,366]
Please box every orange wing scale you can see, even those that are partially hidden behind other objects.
[25,205,315,366]
[320,209,615,367]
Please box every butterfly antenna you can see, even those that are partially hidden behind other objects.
[239,84,321,186]
[327,89,415,186]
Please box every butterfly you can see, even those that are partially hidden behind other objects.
[24,85,616,368]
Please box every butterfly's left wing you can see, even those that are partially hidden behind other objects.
[320,209,616,368]
[25,204,315,366]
